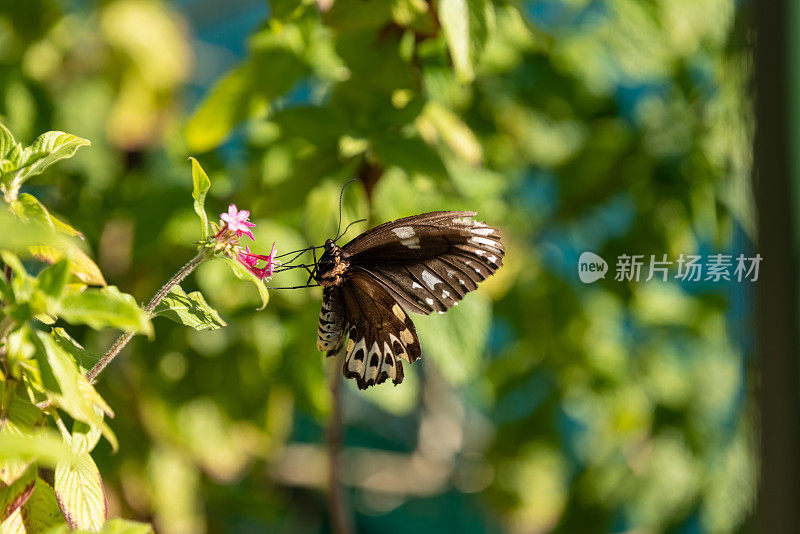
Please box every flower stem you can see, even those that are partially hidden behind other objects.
[327,348,354,534]
[87,251,208,383]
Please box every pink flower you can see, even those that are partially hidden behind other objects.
[220,204,256,240]
[238,246,258,268]
[238,242,279,280]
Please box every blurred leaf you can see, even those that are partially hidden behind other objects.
[37,260,70,300]
[322,0,393,31]
[222,257,269,310]
[153,285,226,330]
[439,0,494,83]
[58,287,151,334]
[418,102,483,165]
[188,158,211,239]
[0,465,35,522]
[371,134,449,181]
[16,478,67,533]
[415,292,491,385]
[31,245,107,287]
[185,64,254,152]
[11,194,83,238]
[0,210,65,254]
[0,430,76,468]
[0,389,44,486]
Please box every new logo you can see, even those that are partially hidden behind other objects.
[578,252,608,283]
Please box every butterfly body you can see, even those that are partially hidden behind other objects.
[313,211,504,389]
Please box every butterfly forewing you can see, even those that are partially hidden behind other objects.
[342,211,504,315]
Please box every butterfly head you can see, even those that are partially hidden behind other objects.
[315,239,349,287]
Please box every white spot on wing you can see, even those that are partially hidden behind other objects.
[442,290,451,299]
[392,226,415,239]
[425,298,434,306]
[401,237,420,249]
[421,270,442,290]
[488,255,497,264]
[412,282,423,289]
[470,236,497,247]
[470,227,495,236]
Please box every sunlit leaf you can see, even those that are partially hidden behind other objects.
[58,287,151,334]
[51,328,101,372]
[0,430,76,468]
[0,465,35,522]
[188,158,211,239]
[0,122,22,178]
[18,478,67,533]
[54,430,107,531]
[12,194,83,238]
[152,285,226,330]
[30,332,117,450]
[185,63,254,153]
[418,101,483,165]
[439,0,494,83]
[222,257,269,310]
[37,260,70,300]
[7,131,90,196]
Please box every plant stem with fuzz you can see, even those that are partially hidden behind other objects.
[87,251,209,383]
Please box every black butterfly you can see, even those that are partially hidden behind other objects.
[299,210,505,389]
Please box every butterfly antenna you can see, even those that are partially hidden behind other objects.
[333,218,367,243]
[333,179,358,241]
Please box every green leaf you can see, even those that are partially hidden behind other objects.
[0,388,45,486]
[18,478,67,533]
[54,439,107,531]
[38,260,70,300]
[185,63,254,153]
[0,210,64,254]
[11,131,90,188]
[59,287,151,334]
[0,122,22,177]
[30,332,117,450]
[418,102,483,165]
[52,328,101,372]
[370,134,449,182]
[415,292,491,385]
[12,194,83,238]
[30,245,107,287]
[0,465,35,522]
[222,257,269,310]
[0,429,77,468]
[188,158,211,239]
[439,0,494,83]
[46,518,155,534]
[152,285,226,330]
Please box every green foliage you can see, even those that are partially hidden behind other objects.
[0,120,156,530]
[153,285,227,331]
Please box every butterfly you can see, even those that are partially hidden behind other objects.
[300,209,505,390]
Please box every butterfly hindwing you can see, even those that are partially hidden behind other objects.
[339,270,420,390]
[343,212,504,315]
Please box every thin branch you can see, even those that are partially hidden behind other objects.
[87,251,208,383]
[327,348,354,534]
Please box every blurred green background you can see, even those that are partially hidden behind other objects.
[0,0,754,532]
